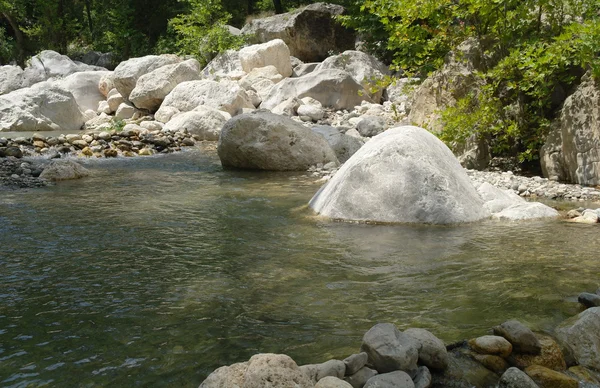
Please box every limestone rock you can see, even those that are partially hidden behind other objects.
[241,3,355,62]
[404,328,449,371]
[58,71,111,112]
[0,82,85,132]
[129,59,201,111]
[312,125,364,163]
[413,366,432,388]
[239,39,292,78]
[471,353,509,374]
[112,54,181,99]
[360,323,420,374]
[261,69,372,112]
[356,116,386,137]
[39,160,90,181]
[314,51,390,101]
[493,320,542,355]
[201,50,245,80]
[0,65,25,95]
[115,102,137,120]
[156,80,253,117]
[217,110,339,171]
[309,126,490,224]
[343,353,368,376]
[498,367,540,388]
[579,292,600,308]
[199,361,248,387]
[21,50,105,87]
[242,353,313,388]
[555,307,600,370]
[476,182,558,220]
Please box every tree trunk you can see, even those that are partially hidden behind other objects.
[85,0,94,40]
[2,11,26,66]
[273,0,283,14]
[247,0,254,15]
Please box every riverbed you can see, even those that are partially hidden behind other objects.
[1,147,598,387]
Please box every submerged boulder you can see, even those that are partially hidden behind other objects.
[309,126,490,224]
[217,110,338,171]
[476,182,558,220]
[39,160,90,181]
[555,307,600,371]
[241,3,355,62]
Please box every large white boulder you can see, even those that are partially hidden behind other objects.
[129,59,201,111]
[156,80,253,117]
[476,182,558,220]
[201,50,245,80]
[239,39,293,78]
[309,126,491,224]
[0,82,85,132]
[163,107,229,140]
[217,110,339,171]
[112,54,181,99]
[58,71,112,112]
[0,65,25,95]
[261,69,372,111]
[314,50,390,101]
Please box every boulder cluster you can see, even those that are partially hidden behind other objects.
[200,290,600,387]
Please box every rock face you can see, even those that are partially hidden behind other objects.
[156,80,253,117]
[309,126,490,224]
[360,323,420,374]
[0,82,85,132]
[200,353,313,388]
[39,160,90,181]
[112,54,181,99]
[261,69,372,111]
[541,72,600,185]
[555,307,600,371]
[58,71,112,112]
[129,59,201,111]
[314,51,390,101]
[239,39,293,78]
[217,110,339,171]
[241,3,356,62]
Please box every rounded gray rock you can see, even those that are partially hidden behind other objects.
[493,320,542,355]
[364,371,415,388]
[499,367,540,388]
[360,323,420,374]
[404,328,449,371]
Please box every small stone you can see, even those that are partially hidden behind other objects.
[364,370,414,388]
[316,360,345,380]
[468,335,513,358]
[472,353,509,374]
[138,148,154,156]
[343,353,368,376]
[33,140,46,148]
[97,131,112,141]
[493,320,542,355]
[103,149,118,158]
[525,365,578,388]
[344,367,377,388]
[566,209,581,219]
[315,376,353,388]
[413,366,432,388]
[71,140,89,149]
[81,147,93,157]
[578,292,600,308]
[498,367,539,388]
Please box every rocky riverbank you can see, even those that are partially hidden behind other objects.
[200,290,600,388]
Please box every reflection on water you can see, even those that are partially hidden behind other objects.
[0,148,599,387]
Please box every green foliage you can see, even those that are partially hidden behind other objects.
[0,26,15,64]
[167,0,245,66]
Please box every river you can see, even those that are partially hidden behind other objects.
[0,147,598,387]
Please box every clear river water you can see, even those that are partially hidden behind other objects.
[1,146,599,387]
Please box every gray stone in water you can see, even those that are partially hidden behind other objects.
[39,160,90,181]
[578,293,600,308]
[404,328,449,371]
[315,360,346,381]
[343,352,368,376]
[493,320,542,355]
[360,323,420,374]
[555,307,600,371]
[309,126,490,224]
[345,367,378,388]
[356,116,386,137]
[364,371,415,388]
[217,110,339,171]
[413,366,432,388]
[498,367,540,388]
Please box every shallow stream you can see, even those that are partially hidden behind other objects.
[1,147,599,387]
